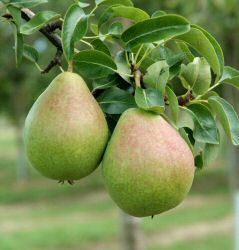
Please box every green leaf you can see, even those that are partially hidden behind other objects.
[115,51,131,83]
[151,10,166,18]
[178,128,193,151]
[20,11,60,35]
[179,57,211,95]
[176,27,222,78]
[23,44,39,63]
[73,49,117,79]
[90,23,99,35]
[122,14,190,49]
[7,5,21,30]
[62,4,88,61]
[97,87,136,114]
[96,0,133,7]
[108,21,123,36]
[144,60,169,95]
[194,153,204,169]
[192,24,224,77]
[187,103,219,144]
[203,143,220,166]
[135,87,165,114]
[8,0,48,8]
[78,2,90,8]
[99,5,149,28]
[200,91,218,100]
[166,86,179,123]
[220,66,239,89]
[176,41,194,62]
[208,96,239,145]
[151,46,185,67]
[92,74,119,92]
[91,39,111,56]
[178,104,219,144]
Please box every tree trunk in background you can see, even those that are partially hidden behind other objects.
[121,212,146,250]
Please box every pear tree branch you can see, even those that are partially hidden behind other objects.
[3,8,63,73]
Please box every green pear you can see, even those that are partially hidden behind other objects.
[102,108,195,217]
[24,72,109,181]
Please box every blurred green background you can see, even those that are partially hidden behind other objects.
[0,0,239,250]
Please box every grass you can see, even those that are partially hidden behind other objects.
[0,120,235,250]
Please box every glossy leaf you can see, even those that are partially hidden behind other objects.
[192,24,224,77]
[176,41,194,62]
[92,74,119,92]
[220,66,239,89]
[144,60,169,95]
[99,5,149,27]
[20,11,60,35]
[208,96,239,145]
[73,49,117,79]
[62,4,88,61]
[96,0,133,6]
[180,57,211,94]
[7,5,21,30]
[97,87,136,114]
[115,51,131,83]
[122,14,190,49]
[23,44,39,63]
[178,105,219,144]
[151,10,166,18]
[90,23,99,35]
[8,0,48,8]
[151,46,185,67]
[166,86,179,123]
[200,91,218,100]
[108,22,124,36]
[78,2,90,8]
[91,39,111,56]
[176,27,222,77]
[135,87,165,114]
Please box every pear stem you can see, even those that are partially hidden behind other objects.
[68,61,74,72]
[134,70,142,88]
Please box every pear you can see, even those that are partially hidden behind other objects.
[24,72,109,181]
[102,108,195,217]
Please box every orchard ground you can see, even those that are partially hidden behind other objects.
[0,118,234,250]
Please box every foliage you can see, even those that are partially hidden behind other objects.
[0,0,239,169]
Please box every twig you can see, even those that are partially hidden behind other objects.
[3,8,63,73]
[41,49,63,74]
[20,8,63,51]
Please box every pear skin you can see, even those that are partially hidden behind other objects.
[102,108,195,217]
[24,72,109,181]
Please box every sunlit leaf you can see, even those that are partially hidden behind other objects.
[220,66,239,89]
[122,14,190,49]
[144,60,169,95]
[166,86,179,123]
[20,11,60,35]
[208,96,239,145]
[135,87,165,114]
[179,57,211,95]
[97,86,136,114]
[62,4,88,61]
[73,49,117,79]
[99,5,149,28]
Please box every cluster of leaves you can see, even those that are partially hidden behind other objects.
[1,0,239,169]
